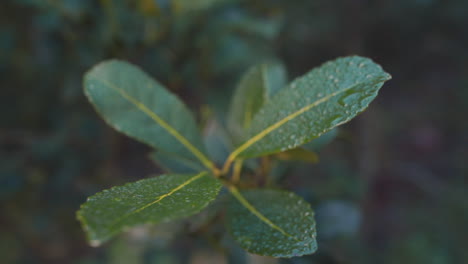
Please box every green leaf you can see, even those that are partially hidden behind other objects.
[148,151,205,174]
[203,119,232,165]
[227,62,287,141]
[84,60,215,172]
[77,172,222,245]
[229,56,391,159]
[226,187,317,258]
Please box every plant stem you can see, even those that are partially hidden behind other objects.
[232,159,243,183]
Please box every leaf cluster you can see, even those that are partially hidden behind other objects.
[77,56,390,257]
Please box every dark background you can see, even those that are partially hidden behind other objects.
[1,0,467,263]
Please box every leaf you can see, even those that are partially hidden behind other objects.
[275,148,319,163]
[84,60,215,172]
[148,151,205,174]
[77,172,222,245]
[228,56,391,160]
[227,62,287,141]
[203,119,232,165]
[226,187,317,258]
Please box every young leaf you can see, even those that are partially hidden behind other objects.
[203,119,232,165]
[149,150,205,174]
[227,62,287,141]
[77,172,222,245]
[84,60,215,172]
[226,187,317,258]
[228,56,391,160]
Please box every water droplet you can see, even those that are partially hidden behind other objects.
[327,115,342,126]
[359,63,365,68]
[338,89,360,106]
[317,93,323,98]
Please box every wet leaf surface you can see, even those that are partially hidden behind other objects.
[227,188,317,257]
[77,172,222,244]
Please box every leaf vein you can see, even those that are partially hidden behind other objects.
[225,86,352,166]
[92,78,216,172]
[110,172,208,228]
[228,186,297,240]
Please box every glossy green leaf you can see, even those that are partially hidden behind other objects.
[229,56,391,159]
[77,172,222,245]
[149,151,205,174]
[227,62,287,141]
[226,187,317,258]
[84,60,215,172]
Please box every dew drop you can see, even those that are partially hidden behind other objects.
[327,115,342,126]
[338,89,360,106]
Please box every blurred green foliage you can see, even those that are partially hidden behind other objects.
[1,0,468,263]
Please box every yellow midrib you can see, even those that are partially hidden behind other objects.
[91,77,215,172]
[225,87,350,166]
[109,172,207,229]
[228,185,297,240]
